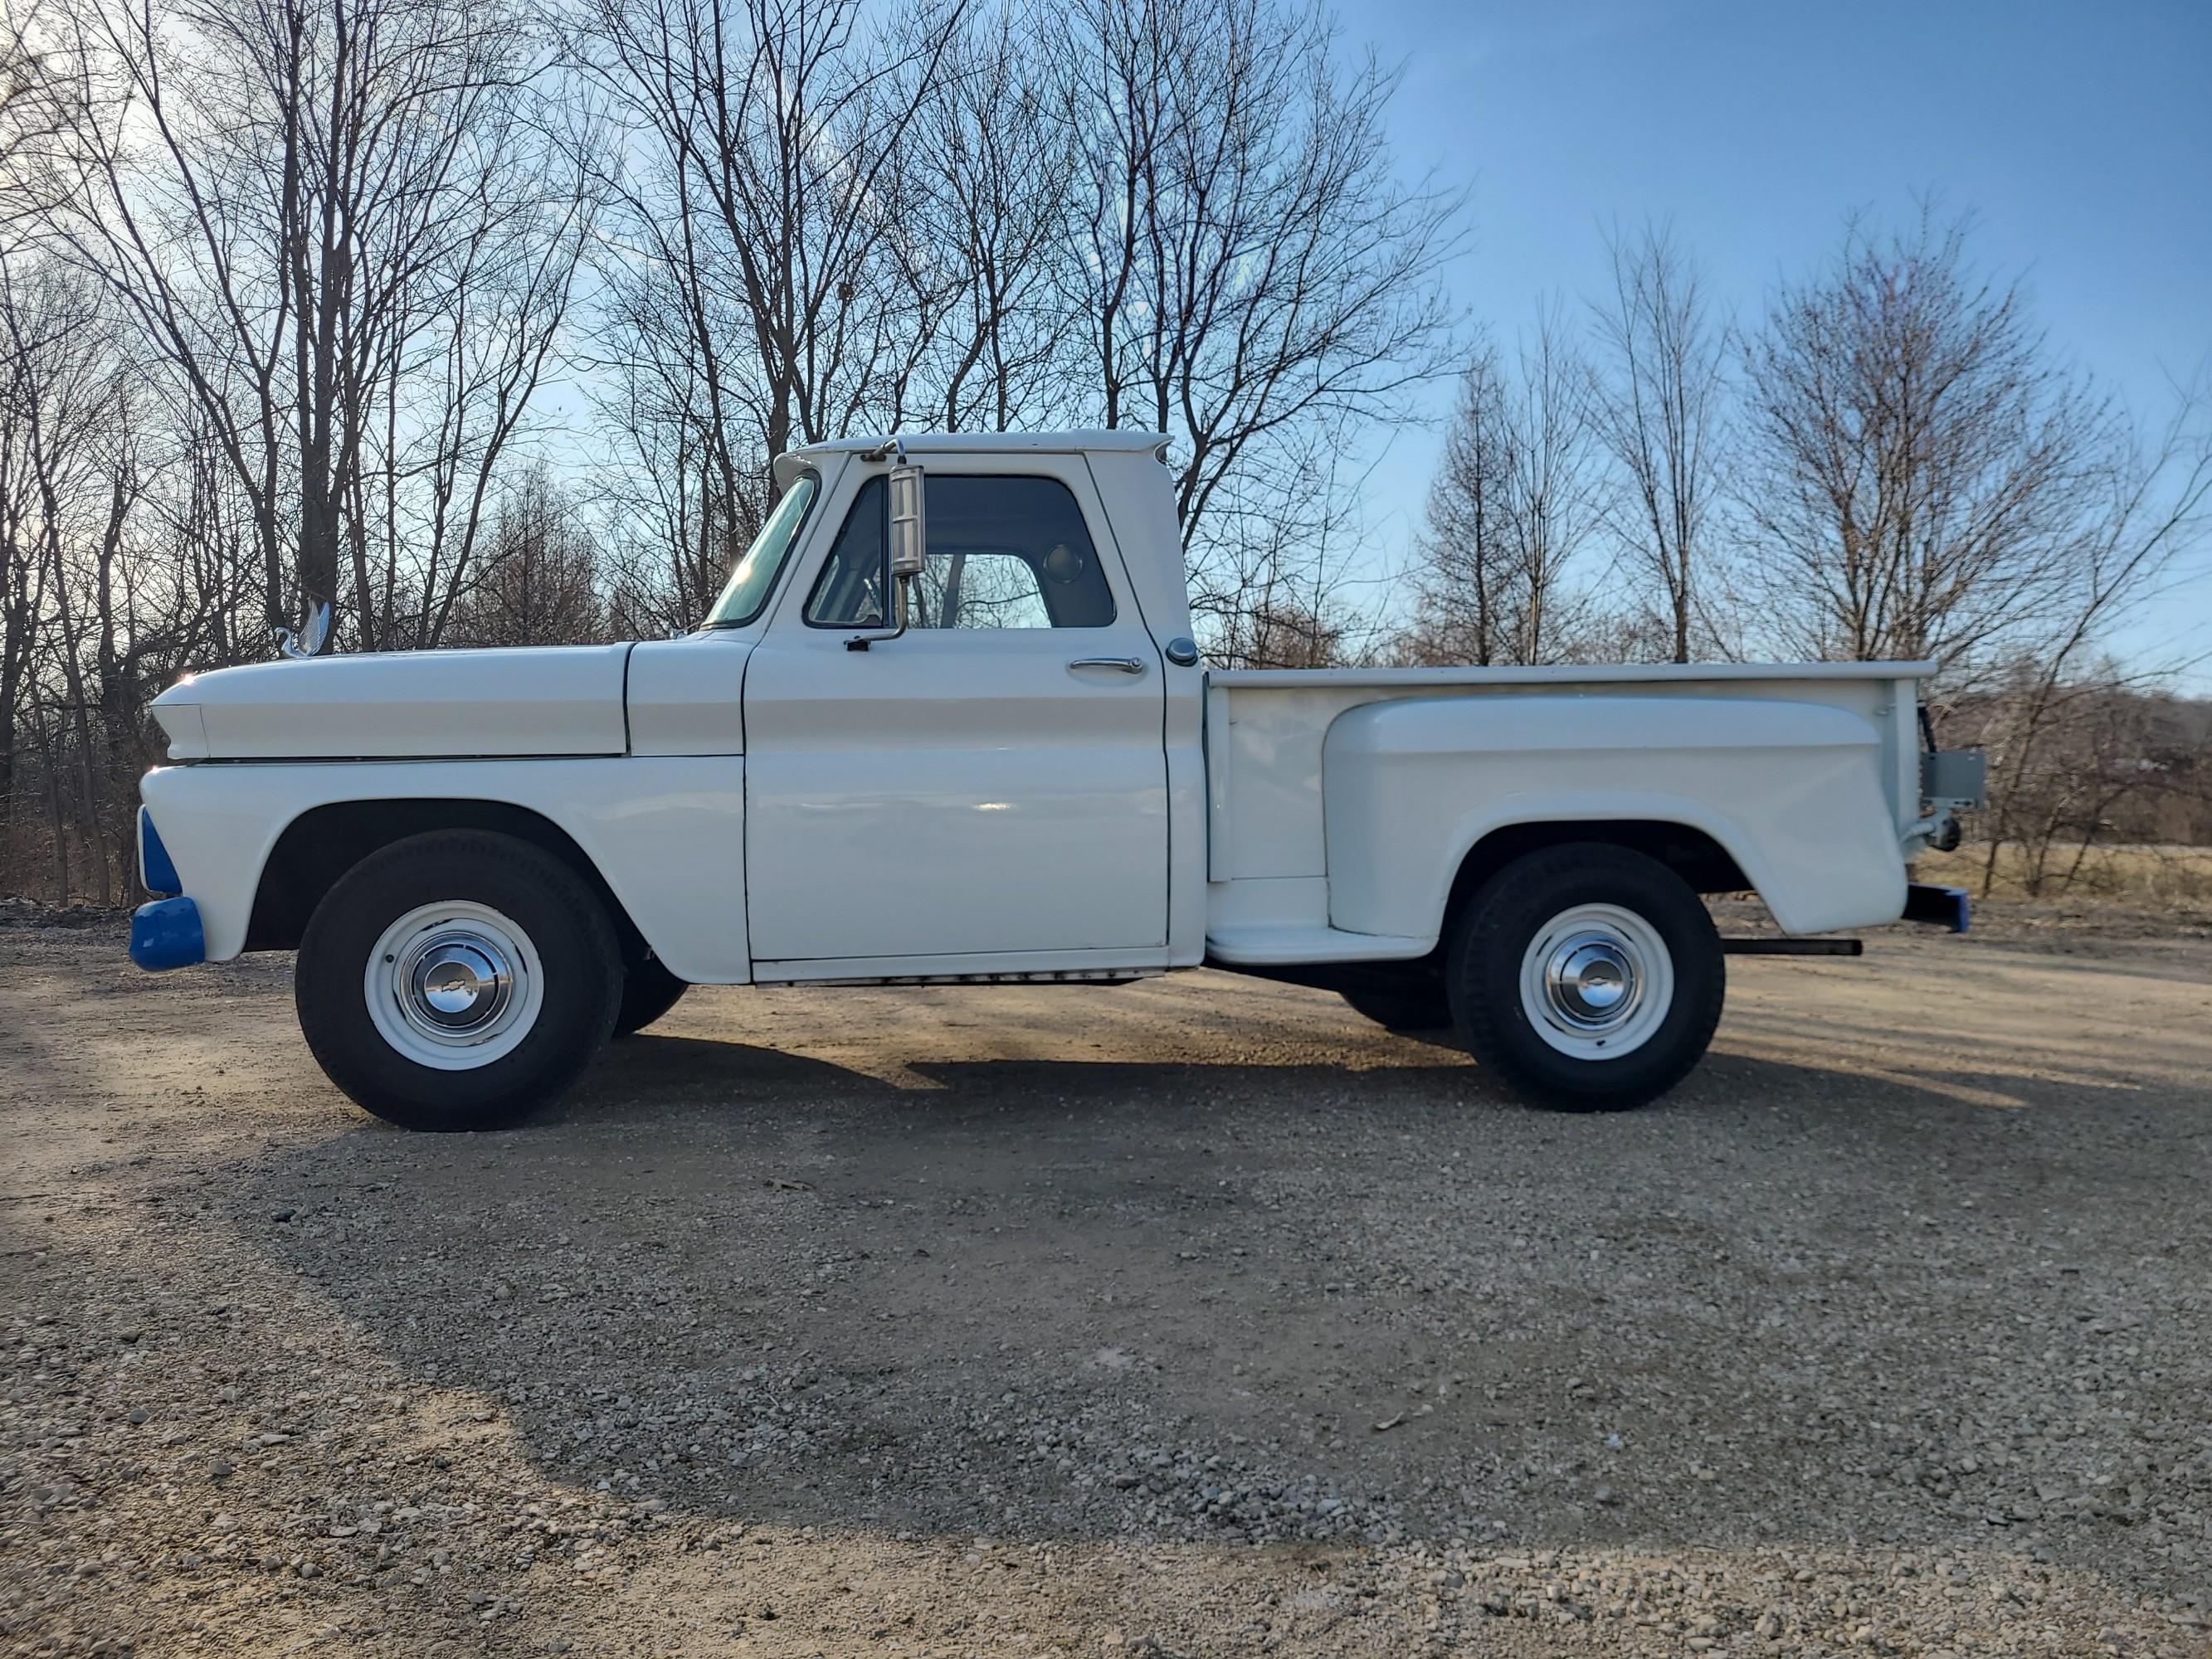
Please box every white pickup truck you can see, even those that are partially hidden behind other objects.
[130,431,1983,1130]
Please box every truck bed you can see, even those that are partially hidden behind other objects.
[1202,660,1934,963]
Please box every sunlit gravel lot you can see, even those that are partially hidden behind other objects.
[4,909,2210,1657]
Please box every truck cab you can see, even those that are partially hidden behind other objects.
[132,431,1981,1129]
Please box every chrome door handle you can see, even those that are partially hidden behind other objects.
[1068,656,1147,675]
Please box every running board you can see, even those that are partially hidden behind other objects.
[1719,938,1864,956]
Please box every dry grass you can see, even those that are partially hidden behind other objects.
[1918,842,2212,905]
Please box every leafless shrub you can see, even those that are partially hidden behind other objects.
[1936,676,2212,898]
[446,469,607,649]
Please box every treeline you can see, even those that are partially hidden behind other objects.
[1,0,2209,907]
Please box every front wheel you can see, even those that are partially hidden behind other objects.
[1448,844,1723,1112]
[295,831,622,1131]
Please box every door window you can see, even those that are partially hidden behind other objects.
[804,474,1117,630]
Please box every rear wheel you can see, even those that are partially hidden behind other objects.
[295,831,621,1131]
[613,956,689,1036]
[1448,843,1723,1112]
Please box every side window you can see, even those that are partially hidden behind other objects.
[804,478,889,627]
[804,473,1117,630]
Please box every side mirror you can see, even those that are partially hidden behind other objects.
[888,463,926,580]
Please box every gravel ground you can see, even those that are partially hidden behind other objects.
[2,911,2210,1658]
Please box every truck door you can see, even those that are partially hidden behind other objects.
[741,459,1170,971]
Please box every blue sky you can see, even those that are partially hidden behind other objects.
[1347,0,2212,682]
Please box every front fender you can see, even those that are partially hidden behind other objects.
[1322,695,1907,939]
[137,758,749,981]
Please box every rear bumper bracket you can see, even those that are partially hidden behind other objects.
[1903,883,1972,933]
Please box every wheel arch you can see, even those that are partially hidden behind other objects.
[248,798,649,962]
[1440,818,1752,941]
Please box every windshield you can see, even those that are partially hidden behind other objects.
[704,472,819,627]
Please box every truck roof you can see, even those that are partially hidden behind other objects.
[783,431,1169,462]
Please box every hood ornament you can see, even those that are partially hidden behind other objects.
[275,601,333,660]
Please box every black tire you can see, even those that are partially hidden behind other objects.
[295,830,622,1131]
[613,956,689,1036]
[1339,980,1453,1032]
[1447,843,1723,1112]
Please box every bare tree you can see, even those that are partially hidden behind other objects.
[1589,221,1728,662]
[1737,209,2114,671]
[1956,378,2212,893]
[2,2,65,223]
[0,251,124,896]
[1200,437,1376,667]
[38,0,587,645]
[2,246,240,902]
[572,0,963,548]
[365,142,598,652]
[592,283,745,637]
[1739,209,2212,889]
[1405,338,1511,665]
[572,0,1456,649]
[0,5,40,148]
[1409,314,1607,666]
[1044,0,1463,636]
[903,3,1078,433]
[0,254,65,871]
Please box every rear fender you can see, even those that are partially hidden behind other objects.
[1322,695,1907,939]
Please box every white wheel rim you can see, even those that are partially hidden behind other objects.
[1518,902,1673,1061]
[363,901,543,1072]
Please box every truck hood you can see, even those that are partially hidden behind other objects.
[152,645,634,761]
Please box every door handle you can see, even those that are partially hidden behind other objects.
[1068,656,1147,675]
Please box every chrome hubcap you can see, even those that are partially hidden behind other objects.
[1518,903,1674,1061]
[1542,932,1641,1029]
[364,901,543,1072]
[402,932,514,1036]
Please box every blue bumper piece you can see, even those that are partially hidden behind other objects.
[139,806,182,896]
[130,897,206,971]
[1903,882,1971,933]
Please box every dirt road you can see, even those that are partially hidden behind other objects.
[3,914,2210,1657]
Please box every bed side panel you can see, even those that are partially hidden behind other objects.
[1321,695,1907,937]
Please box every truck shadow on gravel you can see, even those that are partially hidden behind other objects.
[230,1030,2210,1584]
